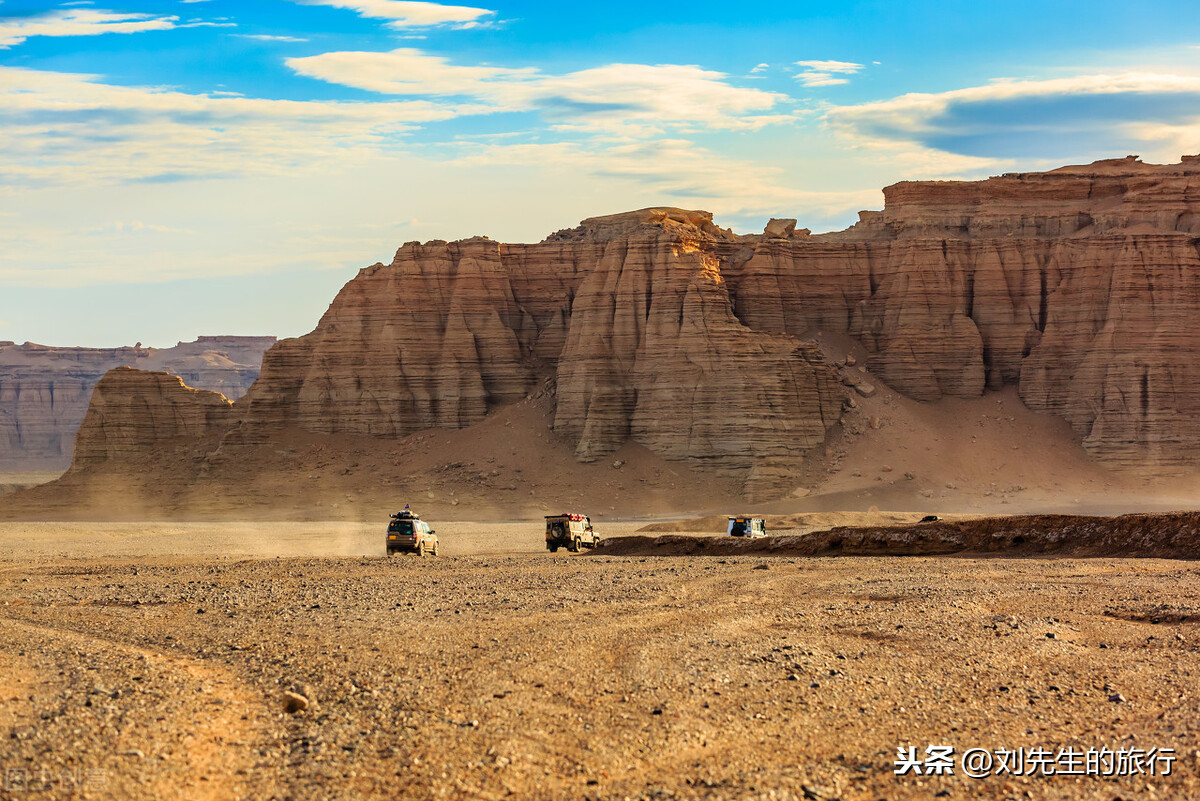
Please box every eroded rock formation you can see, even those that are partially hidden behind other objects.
[49,156,1200,496]
[231,208,843,488]
[722,156,1200,469]
[71,368,235,469]
[0,337,275,470]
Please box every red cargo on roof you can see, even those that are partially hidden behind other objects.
[545,513,587,521]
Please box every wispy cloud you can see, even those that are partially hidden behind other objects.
[826,72,1200,162]
[83,220,196,235]
[294,0,495,29]
[793,59,863,87]
[449,137,880,220]
[0,9,178,47]
[0,66,460,186]
[235,33,309,42]
[287,48,794,134]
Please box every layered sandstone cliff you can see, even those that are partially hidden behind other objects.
[0,336,275,470]
[720,156,1200,469]
[44,156,1200,503]
[70,368,235,469]
[231,208,843,488]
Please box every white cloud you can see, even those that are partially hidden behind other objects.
[0,66,460,186]
[235,33,309,42]
[793,59,863,88]
[750,63,769,74]
[795,60,863,73]
[0,9,178,47]
[447,138,880,221]
[295,0,494,28]
[289,48,537,97]
[287,48,793,134]
[825,72,1200,163]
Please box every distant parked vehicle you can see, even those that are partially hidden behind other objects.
[386,507,439,556]
[919,515,940,523]
[545,512,600,552]
[728,516,767,538]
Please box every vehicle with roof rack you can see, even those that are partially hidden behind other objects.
[386,506,439,556]
[545,512,600,553]
[727,516,766,538]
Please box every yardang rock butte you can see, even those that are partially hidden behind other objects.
[0,337,276,472]
[10,155,1200,518]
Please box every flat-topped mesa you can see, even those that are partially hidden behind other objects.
[720,156,1200,470]
[52,156,1200,492]
[234,209,842,489]
[880,156,1200,238]
[70,368,234,470]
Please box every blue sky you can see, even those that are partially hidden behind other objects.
[4,1,1200,347]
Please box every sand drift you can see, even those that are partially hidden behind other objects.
[593,512,1200,558]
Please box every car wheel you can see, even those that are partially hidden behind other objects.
[549,544,559,553]
[432,541,439,556]
[417,541,426,557]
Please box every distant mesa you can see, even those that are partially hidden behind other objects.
[0,336,276,471]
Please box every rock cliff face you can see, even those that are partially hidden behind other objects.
[0,337,275,470]
[720,156,1200,469]
[546,212,839,485]
[233,208,843,487]
[70,368,235,469]
[51,157,1200,495]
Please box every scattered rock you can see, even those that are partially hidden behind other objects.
[764,218,797,238]
[283,691,309,714]
[802,784,837,800]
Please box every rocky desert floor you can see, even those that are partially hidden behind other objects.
[1,521,1198,800]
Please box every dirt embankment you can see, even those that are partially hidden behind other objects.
[601,511,1200,559]
[635,510,923,534]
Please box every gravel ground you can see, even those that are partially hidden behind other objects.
[1,552,1199,800]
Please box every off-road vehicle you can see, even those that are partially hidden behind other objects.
[727,516,767,538]
[386,508,439,556]
[545,512,600,552]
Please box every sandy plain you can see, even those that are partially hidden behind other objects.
[1,520,1198,801]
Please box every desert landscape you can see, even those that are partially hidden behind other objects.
[1,523,1199,800]
[4,153,1200,798]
